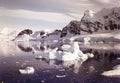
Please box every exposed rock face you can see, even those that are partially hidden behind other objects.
[17,29,33,37]
[60,20,81,37]
[80,10,100,33]
[13,7,120,40]
[60,7,120,37]
[31,31,46,39]
[13,29,33,41]
[60,10,95,37]
[81,7,120,33]
[47,29,61,36]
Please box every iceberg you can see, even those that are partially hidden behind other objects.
[36,42,94,61]
[60,44,71,51]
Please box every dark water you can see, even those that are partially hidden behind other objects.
[0,41,120,83]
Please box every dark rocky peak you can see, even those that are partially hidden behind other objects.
[60,20,81,37]
[17,29,33,37]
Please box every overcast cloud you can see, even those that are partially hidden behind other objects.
[0,0,120,30]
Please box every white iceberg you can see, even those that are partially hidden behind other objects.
[19,67,35,74]
[102,64,120,77]
[85,53,94,58]
[60,44,71,51]
[36,42,94,61]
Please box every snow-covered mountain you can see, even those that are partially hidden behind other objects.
[60,20,81,37]
[3,7,120,42]
[60,10,95,37]
[14,29,61,41]
[83,7,120,33]
[13,29,33,41]
[0,27,23,41]
[61,7,120,37]
[30,29,61,41]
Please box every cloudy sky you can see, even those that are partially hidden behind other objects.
[0,0,120,30]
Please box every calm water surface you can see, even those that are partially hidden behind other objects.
[0,41,120,83]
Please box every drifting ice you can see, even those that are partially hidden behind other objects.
[102,64,120,77]
[36,42,94,61]
[19,67,35,74]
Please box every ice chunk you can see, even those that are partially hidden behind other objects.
[102,65,120,77]
[113,65,120,70]
[16,62,19,64]
[59,69,65,71]
[41,80,45,83]
[48,47,58,59]
[60,44,71,51]
[36,42,93,61]
[19,67,35,74]
[36,55,42,59]
[84,37,91,44]
[56,75,66,78]
[117,58,120,60]
[85,53,94,58]
[102,69,120,77]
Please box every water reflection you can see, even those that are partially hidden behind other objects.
[17,42,53,53]
[80,43,120,50]
[17,42,120,53]
[0,42,120,83]
[38,59,83,74]
[17,44,33,52]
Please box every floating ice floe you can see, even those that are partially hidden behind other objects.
[19,67,35,74]
[16,62,19,64]
[60,44,71,51]
[117,58,120,60]
[112,65,120,70]
[36,42,94,61]
[85,53,94,58]
[84,37,91,44]
[41,80,45,83]
[102,65,120,77]
[56,75,66,78]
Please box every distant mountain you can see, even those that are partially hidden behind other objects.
[0,27,23,41]
[13,7,120,41]
[30,29,61,41]
[14,29,61,41]
[13,29,33,41]
[60,20,81,37]
[61,7,120,37]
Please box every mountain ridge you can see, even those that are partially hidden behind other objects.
[2,7,120,41]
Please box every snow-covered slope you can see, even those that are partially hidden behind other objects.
[80,10,97,33]
[60,10,95,37]
[14,29,33,41]
[9,7,120,42]
[30,30,53,40]
[82,7,120,33]
[0,27,23,41]
[61,7,120,37]
[60,20,81,37]
[14,29,61,41]
[90,7,120,33]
